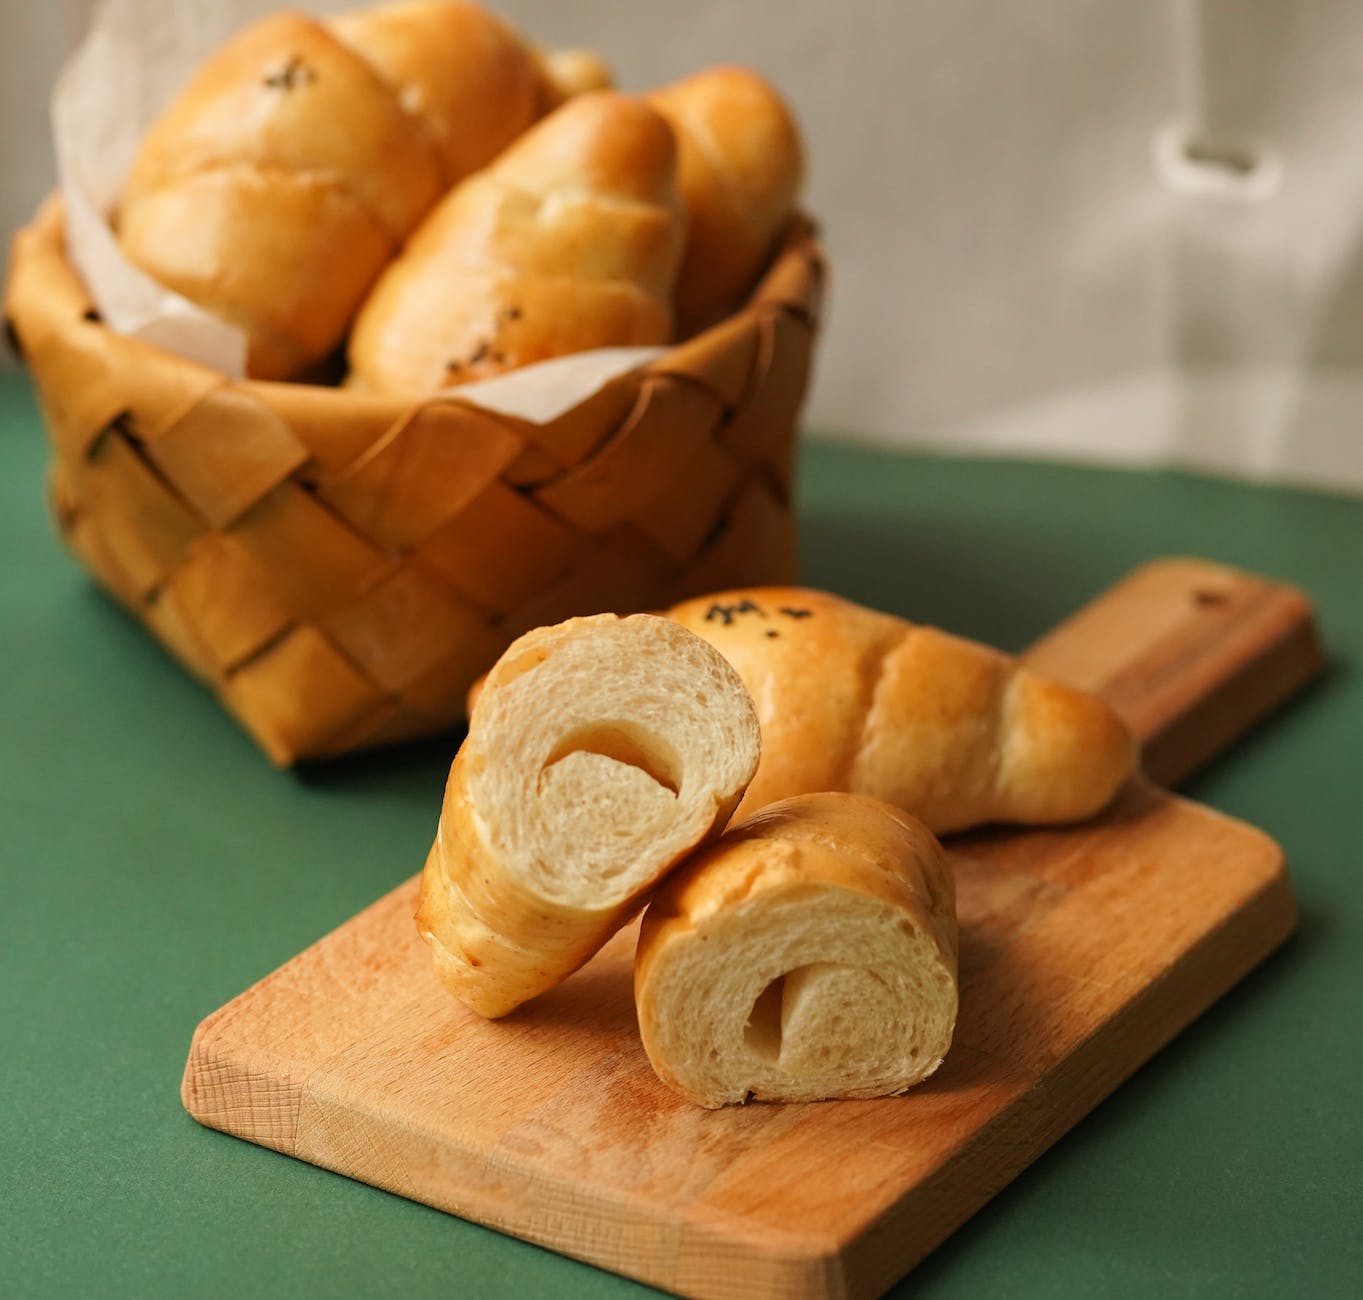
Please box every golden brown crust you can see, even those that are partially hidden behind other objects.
[640,793,956,962]
[328,0,542,186]
[116,12,435,381]
[635,792,957,1106]
[117,164,394,380]
[120,13,444,239]
[667,587,1136,831]
[648,66,804,336]
[416,749,612,1017]
[531,47,614,113]
[348,91,684,393]
[116,4,549,380]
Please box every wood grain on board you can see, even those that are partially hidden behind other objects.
[1025,556,1321,787]
[182,557,1322,1299]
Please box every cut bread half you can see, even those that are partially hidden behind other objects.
[635,792,958,1106]
[417,613,760,1018]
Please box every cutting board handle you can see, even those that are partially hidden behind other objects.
[1022,557,1323,788]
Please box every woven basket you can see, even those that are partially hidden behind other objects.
[5,197,823,764]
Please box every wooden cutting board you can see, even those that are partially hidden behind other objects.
[182,557,1321,1300]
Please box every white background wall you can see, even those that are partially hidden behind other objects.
[6,1,1363,491]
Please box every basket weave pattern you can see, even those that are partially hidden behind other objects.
[6,199,823,764]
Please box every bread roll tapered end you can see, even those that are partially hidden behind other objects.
[635,793,957,1107]
[668,586,1137,832]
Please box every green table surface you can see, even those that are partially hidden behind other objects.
[2,370,1360,1298]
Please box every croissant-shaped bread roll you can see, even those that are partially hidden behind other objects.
[648,66,804,336]
[348,91,684,392]
[117,2,552,379]
[635,792,957,1107]
[416,613,760,1019]
[667,588,1136,833]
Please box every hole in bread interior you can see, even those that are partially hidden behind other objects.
[542,723,681,796]
[525,720,691,906]
[745,970,788,1059]
[744,963,861,1062]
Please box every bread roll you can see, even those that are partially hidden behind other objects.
[348,91,684,393]
[532,47,614,112]
[117,2,550,379]
[667,587,1136,832]
[648,66,804,335]
[635,792,957,1107]
[328,1,544,184]
[416,613,760,1019]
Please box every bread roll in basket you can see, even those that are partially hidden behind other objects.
[4,187,821,762]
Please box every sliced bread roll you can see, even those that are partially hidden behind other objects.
[635,792,958,1106]
[417,613,760,1018]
